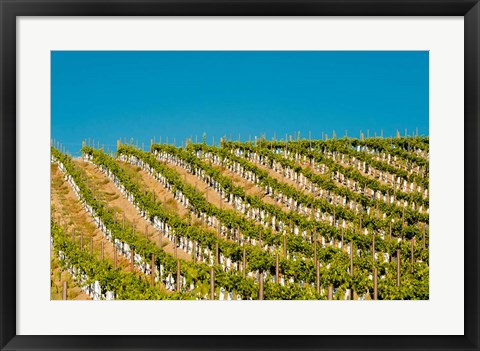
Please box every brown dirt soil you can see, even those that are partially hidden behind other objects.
[120,158,263,245]
[203,159,294,213]
[296,151,426,196]
[298,156,398,192]
[159,160,235,211]
[250,157,313,195]
[249,157,397,218]
[117,160,216,232]
[297,160,412,217]
[73,159,192,262]
[51,164,139,274]
[117,160,190,217]
[50,252,91,300]
[51,163,172,294]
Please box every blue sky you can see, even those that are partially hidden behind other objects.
[51,51,428,154]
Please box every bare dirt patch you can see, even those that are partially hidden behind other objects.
[73,159,192,262]
[50,252,91,300]
[117,160,189,217]
[204,160,292,212]
[52,163,175,295]
[159,160,235,212]
[51,164,134,273]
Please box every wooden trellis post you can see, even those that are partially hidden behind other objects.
[316,260,320,294]
[210,266,215,300]
[397,249,401,287]
[411,238,415,273]
[176,260,181,292]
[192,241,197,263]
[215,242,219,264]
[314,234,317,264]
[62,281,67,300]
[373,267,378,300]
[372,234,375,262]
[341,229,344,250]
[350,241,354,276]
[151,255,155,286]
[423,224,426,248]
[131,249,135,272]
[174,236,177,259]
[283,234,287,257]
[258,271,264,300]
[242,245,246,278]
[328,285,333,300]
[275,253,279,283]
[359,214,362,233]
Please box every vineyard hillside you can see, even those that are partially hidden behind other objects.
[50,136,429,300]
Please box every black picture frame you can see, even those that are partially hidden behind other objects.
[1,1,479,350]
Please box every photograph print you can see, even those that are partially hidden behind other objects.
[50,51,429,300]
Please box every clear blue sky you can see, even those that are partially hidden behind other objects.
[51,51,428,154]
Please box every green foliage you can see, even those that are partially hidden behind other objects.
[51,221,182,300]
[51,133,429,300]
